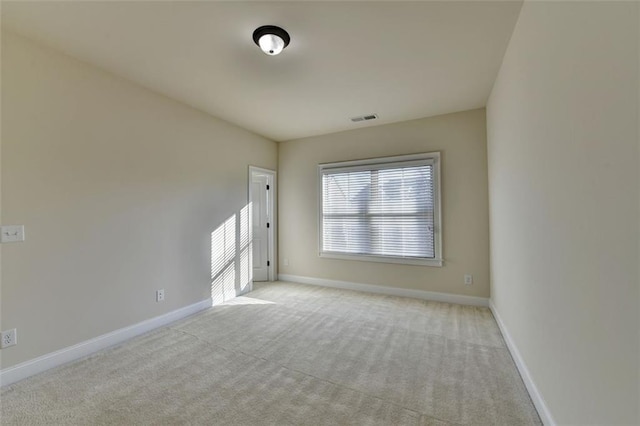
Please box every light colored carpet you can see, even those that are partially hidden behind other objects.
[1,281,541,425]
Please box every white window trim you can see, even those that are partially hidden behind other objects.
[317,152,443,267]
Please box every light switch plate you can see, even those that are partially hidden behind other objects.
[1,225,25,243]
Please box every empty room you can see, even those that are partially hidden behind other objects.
[0,1,638,425]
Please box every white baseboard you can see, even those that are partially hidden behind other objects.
[0,298,212,387]
[278,274,489,307]
[489,300,556,426]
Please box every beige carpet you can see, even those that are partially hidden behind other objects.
[1,281,541,425]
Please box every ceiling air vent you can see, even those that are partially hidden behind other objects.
[350,114,378,123]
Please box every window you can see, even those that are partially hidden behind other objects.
[318,152,442,266]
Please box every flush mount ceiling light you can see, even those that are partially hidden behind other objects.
[252,25,290,56]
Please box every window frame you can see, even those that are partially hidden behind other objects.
[317,152,443,267]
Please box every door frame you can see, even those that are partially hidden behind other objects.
[248,166,277,282]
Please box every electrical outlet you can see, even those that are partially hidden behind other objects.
[1,329,17,348]
[156,289,165,302]
[464,274,473,285]
[283,258,289,266]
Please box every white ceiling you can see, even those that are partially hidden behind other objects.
[2,1,523,141]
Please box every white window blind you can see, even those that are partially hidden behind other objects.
[319,153,442,266]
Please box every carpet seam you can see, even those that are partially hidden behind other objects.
[247,287,506,350]
[3,282,541,426]
[173,315,468,425]
[171,304,520,425]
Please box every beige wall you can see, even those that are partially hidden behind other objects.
[0,32,277,369]
[0,31,3,370]
[487,2,639,424]
[278,109,490,298]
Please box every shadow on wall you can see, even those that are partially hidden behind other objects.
[211,203,253,305]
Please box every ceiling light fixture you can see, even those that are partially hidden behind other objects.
[252,25,290,56]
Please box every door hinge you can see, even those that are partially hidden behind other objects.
[267,261,270,266]
[266,222,270,228]
[266,184,270,190]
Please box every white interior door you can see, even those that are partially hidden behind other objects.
[251,174,269,281]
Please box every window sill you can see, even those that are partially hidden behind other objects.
[319,252,443,267]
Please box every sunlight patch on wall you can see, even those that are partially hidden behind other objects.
[240,203,253,293]
[211,214,236,281]
[210,203,253,305]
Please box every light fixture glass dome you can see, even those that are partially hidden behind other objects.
[258,33,285,56]
[253,25,290,56]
